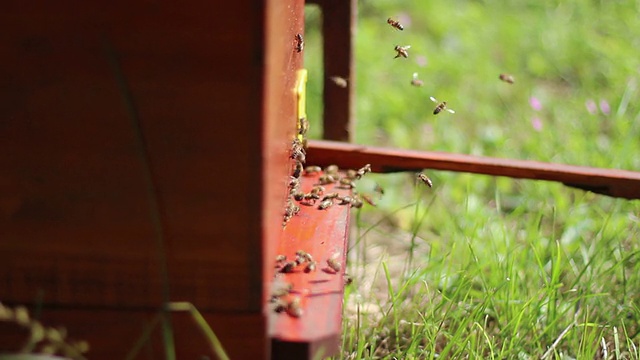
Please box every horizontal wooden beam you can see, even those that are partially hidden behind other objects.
[307,140,640,200]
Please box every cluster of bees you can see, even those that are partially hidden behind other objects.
[387,17,515,115]
[270,250,344,318]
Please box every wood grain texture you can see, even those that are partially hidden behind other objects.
[306,140,640,199]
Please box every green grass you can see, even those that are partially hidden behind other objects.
[305,1,640,358]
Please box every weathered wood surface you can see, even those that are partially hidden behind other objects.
[307,140,640,200]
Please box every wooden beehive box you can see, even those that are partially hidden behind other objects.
[0,0,343,358]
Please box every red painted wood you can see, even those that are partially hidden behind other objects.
[269,172,351,358]
[307,140,640,200]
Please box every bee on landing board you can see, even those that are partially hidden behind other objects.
[430,96,455,115]
[387,18,404,31]
[499,73,515,84]
[295,34,304,53]
[394,45,411,59]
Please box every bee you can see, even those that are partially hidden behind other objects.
[289,175,300,188]
[310,186,325,196]
[292,191,305,201]
[318,199,334,210]
[499,73,515,84]
[330,76,348,88]
[270,281,293,298]
[324,164,339,175]
[387,18,404,31]
[272,298,288,313]
[430,96,455,115]
[345,169,358,180]
[291,143,306,163]
[344,274,353,285]
[356,164,372,179]
[417,172,433,188]
[298,116,310,138]
[292,161,304,178]
[295,34,304,53]
[338,195,353,205]
[318,174,337,185]
[326,253,342,273]
[304,261,317,273]
[339,178,356,189]
[322,192,340,201]
[304,166,322,175]
[296,250,314,263]
[361,194,377,206]
[280,261,297,273]
[394,45,411,59]
[411,72,424,87]
[287,297,303,318]
[351,196,363,209]
[374,183,385,195]
[275,254,287,265]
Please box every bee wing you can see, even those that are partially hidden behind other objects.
[404,45,411,49]
[447,109,456,114]
[412,72,418,79]
[429,96,437,103]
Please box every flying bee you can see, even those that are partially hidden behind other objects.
[394,45,411,59]
[387,18,404,31]
[329,76,348,88]
[295,34,304,53]
[361,194,377,206]
[326,253,342,273]
[287,297,303,318]
[430,96,455,115]
[417,172,433,188]
[411,72,424,87]
[374,183,385,195]
[499,73,515,84]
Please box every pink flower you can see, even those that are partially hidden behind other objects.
[415,55,428,67]
[585,99,597,114]
[599,99,610,115]
[529,97,542,111]
[531,117,543,131]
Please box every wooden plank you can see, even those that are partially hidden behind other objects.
[308,0,356,142]
[269,172,351,359]
[306,140,640,200]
